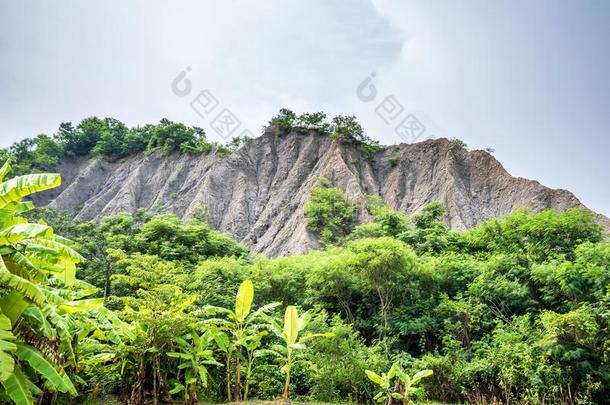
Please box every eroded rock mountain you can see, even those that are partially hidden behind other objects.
[35,130,609,256]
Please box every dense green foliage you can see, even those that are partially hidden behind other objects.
[25,208,248,298]
[0,160,121,405]
[2,110,383,179]
[2,160,608,404]
[2,110,383,178]
[269,108,382,156]
[304,177,358,245]
[0,118,243,175]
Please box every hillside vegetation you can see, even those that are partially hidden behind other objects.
[0,109,381,177]
[0,158,605,404]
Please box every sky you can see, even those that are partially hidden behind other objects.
[0,0,608,216]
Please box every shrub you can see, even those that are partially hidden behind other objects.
[304,177,358,245]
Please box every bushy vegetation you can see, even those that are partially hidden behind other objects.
[449,138,468,149]
[304,177,358,245]
[2,110,382,177]
[0,118,245,175]
[269,108,382,157]
[1,160,608,404]
[389,148,401,167]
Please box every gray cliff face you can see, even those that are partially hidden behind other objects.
[34,130,609,257]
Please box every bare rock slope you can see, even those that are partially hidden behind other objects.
[36,130,609,256]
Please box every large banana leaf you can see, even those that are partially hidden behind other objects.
[0,160,11,183]
[0,223,53,246]
[1,364,34,405]
[234,279,254,322]
[94,306,136,342]
[283,306,299,346]
[19,255,65,276]
[14,202,35,215]
[365,370,388,389]
[15,343,76,394]
[0,313,16,382]
[0,259,46,306]
[21,305,55,340]
[411,369,433,385]
[42,305,75,364]
[0,173,61,209]
[21,238,84,263]
[58,298,104,314]
[9,252,44,281]
[0,292,28,325]
[55,258,76,286]
[51,235,77,248]
[297,310,311,332]
[0,209,16,231]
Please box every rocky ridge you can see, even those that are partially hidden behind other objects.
[35,129,609,256]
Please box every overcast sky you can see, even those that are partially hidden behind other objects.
[0,0,608,216]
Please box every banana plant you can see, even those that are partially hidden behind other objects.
[242,329,267,400]
[365,362,433,405]
[204,279,279,401]
[0,159,102,404]
[167,331,221,405]
[264,306,334,401]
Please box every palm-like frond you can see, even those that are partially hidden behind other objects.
[1,365,34,405]
[0,259,46,306]
[21,238,85,263]
[0,163,104,403]
[0,292,29,325]
[15,343,76,394]
[0,173,61,209]
[0,314,16,382]
[0,160,12,183]
[0,223,53,246]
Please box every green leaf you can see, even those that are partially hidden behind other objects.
[0,291,28,325]
[0,314,16,382]
[387,363,398,380]
[55,257,76,285]
[1,365,34,405]
[391,392,404,399]
[199,368,208,387]
[169,383,185,394]
[303,332,335,341]
[297,309,312,332]
[365,370,385,387]
[234,279,254,322]
[411,369,433,385]
[9,252,43,280]
[249,301,280,319]
[15,202,35,215]
[283,305,299,346]
[0,223,53,245]
[0,173,61,209]
[23,238,85,263]
[21,305,54,339]
[211,331,231,351]
[0,259,45,306]
[167,352,193,360]
[58,298,104,314]
[15,343,75,394]
[0,160,11,183]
